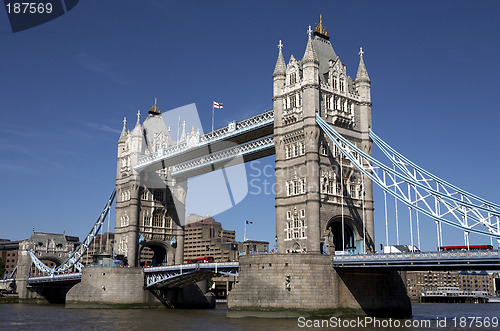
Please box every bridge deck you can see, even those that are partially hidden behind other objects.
[144,262,239,288]
[27,273,82,285]
[333,250,500,270]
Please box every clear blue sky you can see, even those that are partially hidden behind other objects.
[1,1,500,252]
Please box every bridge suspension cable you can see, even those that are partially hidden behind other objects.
[316,114,500,245]
[29,189,116,275]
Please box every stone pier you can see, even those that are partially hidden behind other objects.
[66,266,215,308]
[227,254,411,318]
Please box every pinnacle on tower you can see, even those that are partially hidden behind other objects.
[302,26,318,64]
[149,98,161,115]
[119,116,128,142]
[135,110,141,127]
[273,40,286,77]
[131,110,142,137]
[355,47,371,83]
[180,120,187,142]
[314,14,329,40]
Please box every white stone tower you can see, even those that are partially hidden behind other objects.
[273,16,374,254]
[114,100,186,267]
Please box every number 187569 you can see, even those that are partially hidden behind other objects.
[6,2,53,14]
[452,317,499,328]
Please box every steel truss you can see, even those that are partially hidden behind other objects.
[144,262,239,288]
[316,114,500,244]
[29,189,116,275]
[171,135,274,176]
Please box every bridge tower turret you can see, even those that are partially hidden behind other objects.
[115,100,186,267]
[114,111,142,267]
[273,17,375,255]
[355,48,375,246]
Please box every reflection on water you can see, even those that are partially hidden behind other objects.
[0,303,499,331]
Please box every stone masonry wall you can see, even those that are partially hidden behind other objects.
[227,254,411,317]
[66,267,157,306]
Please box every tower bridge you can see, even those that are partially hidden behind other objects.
[13,17,500,317]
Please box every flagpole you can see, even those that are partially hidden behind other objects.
[211,102,215,132]
[177,115,180,146]
[244,219,247,242]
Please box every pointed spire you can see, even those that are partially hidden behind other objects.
[131,110,142,137]
[135,110,141,127]
[119,116,127,142]
[273,40,286,77]
[307,25,313,40]
[355,47,371,83]
[302,26,318,64]
[180,121,187,141]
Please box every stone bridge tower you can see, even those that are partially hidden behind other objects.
[273,17,375,255]
[115,100,186,267]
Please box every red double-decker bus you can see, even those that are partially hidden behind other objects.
[439,244,493,251]
[187,256,215,264]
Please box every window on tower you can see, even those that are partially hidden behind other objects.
[153,189,164,202]
[326,95,331,110]
[284,212,307,241]
[153,213,163,227]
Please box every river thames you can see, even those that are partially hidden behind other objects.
[0,303,499,330]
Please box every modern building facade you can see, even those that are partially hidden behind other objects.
[458,271,495,296]
[0,239,20,278]
[406,270,496,299]
[184,214,237,262]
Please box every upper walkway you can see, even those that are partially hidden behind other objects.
[135,109,274,177]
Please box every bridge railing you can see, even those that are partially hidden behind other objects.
[144,262,239,288]
[27,272,82,284]
[144,261,239,273]
[332,249,500,265]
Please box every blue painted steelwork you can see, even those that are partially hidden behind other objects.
[316,114,500,240]
[144,262,239,288]
[135,109,274,171]
[27,272,82,284]
[8,266,16,279]
[171,135,274,176]
[29,189,116,275]
[332,250,500,270]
